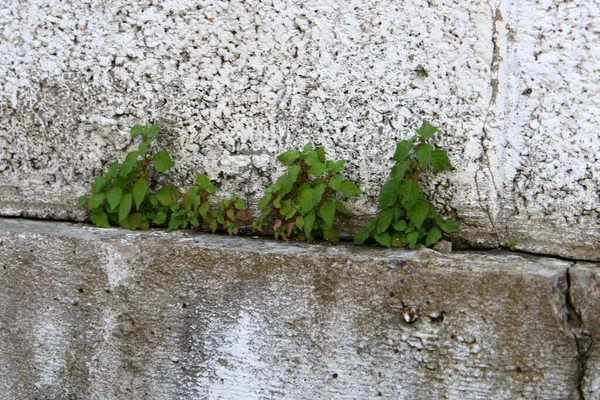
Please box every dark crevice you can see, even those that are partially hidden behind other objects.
[565,267,593,400]
[0,215,597,263]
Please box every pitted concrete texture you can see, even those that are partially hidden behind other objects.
[1,218,598,399]
[0,1,598,260]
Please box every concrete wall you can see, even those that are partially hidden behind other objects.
[0,0,598,260]
[1,218,599,399]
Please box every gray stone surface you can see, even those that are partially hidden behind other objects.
[0,1,598,260]
[1,217,598,399]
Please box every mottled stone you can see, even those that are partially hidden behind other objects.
[1,218,596,399]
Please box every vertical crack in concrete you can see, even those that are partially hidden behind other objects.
[565,267,593,400]
[475,3,505,241]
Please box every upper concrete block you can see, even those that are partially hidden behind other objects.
[0,0,598,259]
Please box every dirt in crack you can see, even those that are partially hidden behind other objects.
[565,267,593,400]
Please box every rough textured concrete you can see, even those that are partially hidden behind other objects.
[1,217,597,399]
[0,1,598,260]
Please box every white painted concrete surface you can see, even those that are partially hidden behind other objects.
[0,0,598,259]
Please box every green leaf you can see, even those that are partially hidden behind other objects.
[416,120,437,139]
[302,142,312,154]
[298,185,326,215]
[258,193,272,210]
[208,218,218,232]
[295,215,304,229]
[88,192,106,210]
[156,185,180,207]
[399,180,420,208]
[308,163,328,176]
[430,150,453,171]
[226,208,235,221]
[104,161,119,180]
[393,140,413,162]
[391,232,406,247]
[417,144,432,166]
[303,212,316,238]
[119,192,133,222]
[274,174,294,197]
[323,228,340,242]
[330,160,345,172]
[376,208,394,234]
[277,150,301,166]
[442,219,459,233]
[339,180,360,198]
[407,231,419,249]
[288,165,301,182]
[182,186,198,210]
[167,216,181,232]
[106,186,123,210]
[138,139,151,155]
[390,160,410,181]
[353,230,370,245]
[406,198,430,229]
[234,198,246,210]
[146,125,160,139]
[392,219,408,232]
[305,151,320,166]
[78,195,87,208]
[379,180,399,208]
[318,200,336,228]
[153,150,174,172]
[329,175,342,191]
[133,178,147,210]
[90,210,110,228]
[119,152,140,178]
[374,231,391,248]
[92,177,107,194]
[129,213,143,230]
[334,201,351,215]
[152,211,167,225]
[426,226,442,247]
[316,146,326,163]
[198,201,209,218]
[435,215,459,233]
[130,124,145,137]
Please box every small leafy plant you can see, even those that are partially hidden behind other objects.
[505,238,518,251]
[166,174,252,233]
[78,124,175,230]
[354,120,458,249]
[78,124,251,235]
[252,143,361,241]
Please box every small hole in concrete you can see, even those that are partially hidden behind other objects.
[78,288,84,293]
[182,303,187,308]
[332,373,338,379]
[389,292,394,297]
[378,392,383,397]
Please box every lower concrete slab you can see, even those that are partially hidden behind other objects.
[0,218,596,399]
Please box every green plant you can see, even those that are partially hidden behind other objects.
[505,238,518,251]
[252,143,361,241]
[168,174,252,234]
[78,124,175,230]
[78,124,251,235]
[354,120,458,249]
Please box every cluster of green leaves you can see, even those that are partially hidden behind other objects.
[354,120,458,249]
[252,143,361,242]
[78,124,175,230]
[166,174,252,233]
[79,124,250,235]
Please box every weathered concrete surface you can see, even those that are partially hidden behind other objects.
[1,218,598,399]
[0,1,598,260]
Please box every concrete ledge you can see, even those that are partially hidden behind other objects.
[0,218,597,399]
